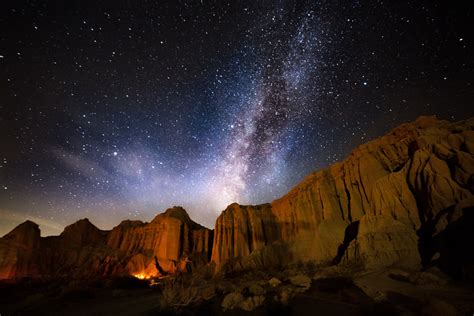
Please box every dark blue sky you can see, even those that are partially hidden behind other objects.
[1,0,473,236]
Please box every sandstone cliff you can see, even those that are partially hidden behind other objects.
[106,206,213,277]
[0,221,41,279]
[0,207,213,279]
[1,116,473,280]
[211,116,474,275]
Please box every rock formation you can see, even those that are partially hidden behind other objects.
[0,207,213,279]
[0,221,41,279]
[106,206,213,277]
[211,116,474,276]
[1,116,473,280]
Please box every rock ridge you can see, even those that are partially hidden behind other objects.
[210,116,474,277]
[0,207,213,279]
[1,116,473,280]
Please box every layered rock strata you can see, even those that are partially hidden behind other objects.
[1,116,473,280]
[211,116,474,274]
[0,207,213,279]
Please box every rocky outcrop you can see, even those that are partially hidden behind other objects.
[210,203,279,265]
[0,207,213,280]
[0,221,41,279]
[211,116,474,275]
[60,218,107,246]
[106,206,213,277]
[1,116,473,280]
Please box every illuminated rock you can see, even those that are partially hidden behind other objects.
[211,116,474,272]
[1,116,473,279]
[107,206,213,276]
[0,207,213,279]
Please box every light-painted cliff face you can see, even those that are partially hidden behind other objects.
[0,207,213,279]
[210,203,278,265]
[106,207,213,277]
[211,116,474,271]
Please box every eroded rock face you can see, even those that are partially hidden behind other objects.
[211,116,474,274]
[60,218,107,246]
[0,221,41,279]
[210,203,278,266]
[0,207,213,279]
[106,206,213,277]
[1,116,473,280]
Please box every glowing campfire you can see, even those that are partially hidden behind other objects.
[132,272,151,280]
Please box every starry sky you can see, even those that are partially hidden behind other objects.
[1,1,473,236]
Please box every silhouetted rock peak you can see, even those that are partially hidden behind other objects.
[152,206,192,224]
[60,218,104,245]
[1,220,40,246]
[117,219,145,227]
[11,220,39,233]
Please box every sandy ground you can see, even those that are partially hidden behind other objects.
[0,270,473,315]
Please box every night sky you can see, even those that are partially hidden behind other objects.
[1,1,473,236]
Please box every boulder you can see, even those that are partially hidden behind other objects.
[221,292,244,311]
[248,284,265,295]
[269,277,282,287]
[289,274,311,290]
[240,295,265,311]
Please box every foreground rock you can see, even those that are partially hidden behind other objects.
[221,292,244,311]
[289,274,311,290]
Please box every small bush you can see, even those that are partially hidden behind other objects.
[159,276,200,311]
[191,264,214,281]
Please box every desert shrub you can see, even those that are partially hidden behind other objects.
[200,265,215,280]
[190,264,214,281]
[159,276,200,311]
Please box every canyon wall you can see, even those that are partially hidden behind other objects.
[211,116,474,273]
[0,207,213,279]
[1,116,473,280]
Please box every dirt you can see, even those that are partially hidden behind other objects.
[0,273,473,316]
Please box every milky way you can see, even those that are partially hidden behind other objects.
[1,1,473,235]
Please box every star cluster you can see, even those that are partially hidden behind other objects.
[1,1,473,235]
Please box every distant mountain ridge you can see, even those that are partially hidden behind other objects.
[1,116,473,280]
